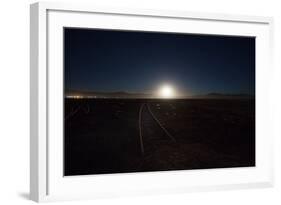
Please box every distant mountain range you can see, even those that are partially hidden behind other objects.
[193,92,255,99]
[65,90,152,98]
[65,89,254,99]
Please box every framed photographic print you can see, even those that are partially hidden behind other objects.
[30,2,274,202]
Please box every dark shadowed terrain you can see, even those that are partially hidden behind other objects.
[64,98,255,176]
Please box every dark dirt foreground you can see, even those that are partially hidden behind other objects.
[64,98,255,176]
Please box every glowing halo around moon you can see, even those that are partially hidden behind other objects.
[158,84,175,98]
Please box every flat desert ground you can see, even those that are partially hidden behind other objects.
[64,98,255,176]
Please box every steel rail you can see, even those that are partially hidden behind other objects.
[146,103,177,143]
[138,103,145,155]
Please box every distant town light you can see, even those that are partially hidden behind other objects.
[66,95,83,99]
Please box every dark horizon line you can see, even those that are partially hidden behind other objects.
[65,89,255,97]
[64,95,255,100]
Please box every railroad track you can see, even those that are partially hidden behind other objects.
[138,103,176,155]
[66,101,176,156]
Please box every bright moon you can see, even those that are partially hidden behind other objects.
[159,85,175,98]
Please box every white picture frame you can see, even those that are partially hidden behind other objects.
[30,1,274,202]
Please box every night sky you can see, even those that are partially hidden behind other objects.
[64,28,255,96]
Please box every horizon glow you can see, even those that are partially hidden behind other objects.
[158,85,175,98]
